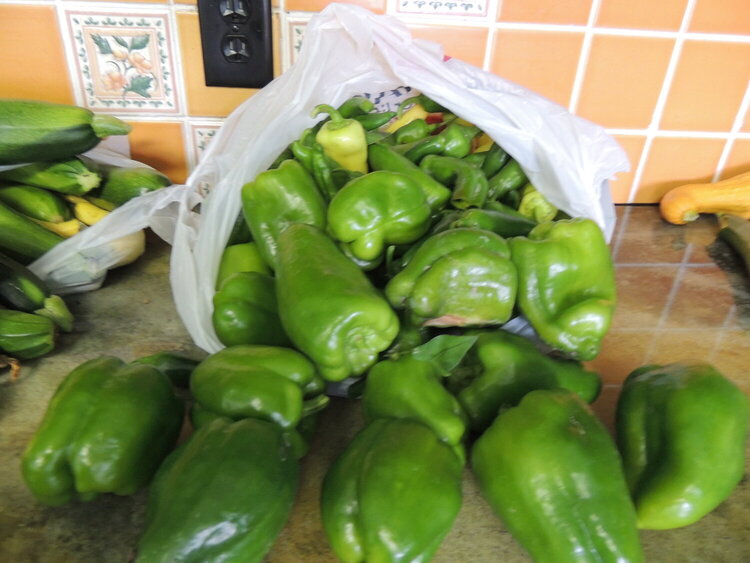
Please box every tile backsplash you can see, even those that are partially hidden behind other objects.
[1,0,748,201]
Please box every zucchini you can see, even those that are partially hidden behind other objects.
[0,309,56,359]
[0,157,101,195]
[99,166,171,206]
[0,99,131,165]
[0,184,72,222]
[0,199,63,264]
[0,251,74,332]
[718,213,750,278]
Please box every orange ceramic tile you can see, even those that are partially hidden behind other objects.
[596,0,687,30]
[635,137,725,202]
[498,0,592,25]
[613,204,691,263]
[489,30,584,108]
[127,121,188,184]
[664,266,735,328]
[608,135,646,202]
[661,41,750,131]
[408,25,488,68]
[576,35,674,129]
[613,265,680,328]
[646,329,723,365]
[690,0,750,35]
[177,13,262,118]
[711,330,750,393]
[286,0,385,14]
[586,330,653,384]
[0,6,74,104]
[719,139,750,179]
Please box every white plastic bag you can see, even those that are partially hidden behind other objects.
[30,3,629,352]
[25,143,200,294]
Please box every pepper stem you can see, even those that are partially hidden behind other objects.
[312,104,346,129]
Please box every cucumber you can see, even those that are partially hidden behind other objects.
[0,199,63,264]
[0,184,72,222]
[0,157,101,195]
[0,251,74,332]
[0,99,131,165]
[99,166,171,206]
[0,309,56,359]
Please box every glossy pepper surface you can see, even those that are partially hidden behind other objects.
[615,362,749,530]
[449,205,536,238]
[275,223,399,381]
[215,241,270,288]
[321,418,463,563]
[509,218,616,360]
[386,228,517,327]
[313,104,368,174]
[446,330,601,433]
[327,170,432,262]
[402,122,480,163]
[367,142,450,211]
[136,417,299,563]
[211,271,289,347]
[240,158,326,269]
[21,356,183,506]
[190,344,327,430]
[420,154,489,209]
[471,389,643,563]
[362,356,468,462]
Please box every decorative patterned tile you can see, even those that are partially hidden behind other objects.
[64,9,180,114]
[390,0,490,19]
[283,15,310,70]
[190,121,223,165]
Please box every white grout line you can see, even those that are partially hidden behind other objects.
[567,0,601,114]
[642,247,692,362]
[625,0,697,204]
[712,81,750,181]
[607,128,750,139]
[609,203,631,260]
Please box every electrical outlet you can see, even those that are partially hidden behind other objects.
[197,0,273,88]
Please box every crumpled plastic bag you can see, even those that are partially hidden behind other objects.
[28,3,629,352]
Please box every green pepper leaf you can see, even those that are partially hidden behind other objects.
[411,334,478,377]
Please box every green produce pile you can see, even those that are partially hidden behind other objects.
[18,94,750,562]
[0,99,173,365]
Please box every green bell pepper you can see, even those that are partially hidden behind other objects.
[353,111,397,130]
[275,223,399,382]
[362,356,468,462]
[321,418,463,563]
[136,417,298,563]
[327,170,432,262]
[450,205,536,237]
[215,241,270,289]
[21,356,183,506]
[401,122,480,163]
[446,330,601,433]
[420,154,489,209]
[241,158,326,269]
[190,344,327,430]
[313,104,368,174]
[212,271,289,347]
[487,159,528,201]
[471,388,643,563]
[480,142,510,178]
[615,362,749,530]
[509,218,616,361]
[386,228,517,327]
[368,143,451,211]
[517,183,558,223]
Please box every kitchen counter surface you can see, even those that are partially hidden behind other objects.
[1,205,749,562]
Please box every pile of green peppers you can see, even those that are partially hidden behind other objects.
[19,94,748,563]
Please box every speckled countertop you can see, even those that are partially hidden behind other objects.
[1,205,749,562]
